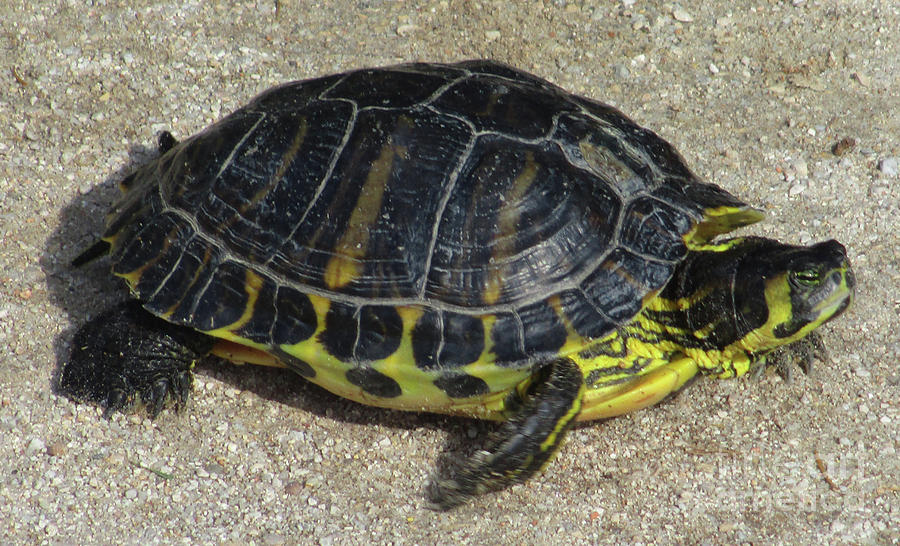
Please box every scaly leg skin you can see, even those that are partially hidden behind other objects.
[60,301,213,418]
[749,332,828,382]
[429,357,585,510]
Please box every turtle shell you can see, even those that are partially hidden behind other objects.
[103,60,761,373]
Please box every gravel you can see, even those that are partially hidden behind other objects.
[2,1,898,544]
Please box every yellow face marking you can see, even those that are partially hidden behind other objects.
[484,152,538,305]
[324,137,407,289]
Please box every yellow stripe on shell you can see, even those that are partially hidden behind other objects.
[323,138,407,290]
[483,151,539,305]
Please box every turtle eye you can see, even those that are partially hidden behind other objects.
[791,269,820,287]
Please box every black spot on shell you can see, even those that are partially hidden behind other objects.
[434,372,489,398]
[319,303,357,362]
[411,310,440,369]
[346,367,402,398]
[271,348,316,378]
[440,312,485,367]
[271,286,317,346]
[356,306,403,361]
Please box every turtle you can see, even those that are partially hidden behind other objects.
[60,60,855,509]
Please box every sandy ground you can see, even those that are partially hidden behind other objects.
[2,1,898,544]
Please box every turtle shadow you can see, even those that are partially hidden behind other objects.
[40,135,467,440]
[41,138,158,393]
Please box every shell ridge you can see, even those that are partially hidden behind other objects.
[418,130,478,299]
[262,99,358,268]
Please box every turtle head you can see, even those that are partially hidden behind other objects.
[727,238,855,353]
[667,237,854,365]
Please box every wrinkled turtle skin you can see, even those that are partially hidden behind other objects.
[61,60,855,509]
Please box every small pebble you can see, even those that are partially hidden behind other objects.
[46,442,67,457]
[25,437,45,456]
[789,183,805,196]
[284,481,303,495]
[877,157,898,177]
[831,137,856,156]
[263,533,286,545]
[672,7,693,22]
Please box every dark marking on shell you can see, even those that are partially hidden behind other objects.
[434,372,489,398]
[490,312,526,365]
[192,261,250,331]
[412,310,485,370]
[355,305,403,361]
[518,300,567,356]
[271,285,317,346]
[319,302,358,362]
[346,367,402,398]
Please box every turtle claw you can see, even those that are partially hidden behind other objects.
[755,332,828,382]
[62,301,210,419]
[104,387,130,419]
[144,378,172,419]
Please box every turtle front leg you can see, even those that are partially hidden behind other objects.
[430,357,585,510]
[60,301,213,418]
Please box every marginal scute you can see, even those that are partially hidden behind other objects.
[412,310,486,370]
[271,285,317,346]
[356,305,403,361]
[558,288,616,340]
[319,302,358,362]
[111,211,178,280]
[620,197,691,261]
[580,248,674,325]
[519,300,567,356]
[234,274,278,344]
[144,236,214,318]
[192,261,252,331]
[490,312,526,365]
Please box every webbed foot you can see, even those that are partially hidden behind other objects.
[60,301,213,418]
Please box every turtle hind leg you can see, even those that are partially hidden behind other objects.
[429,357,585,510]
[60,300,214,418]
